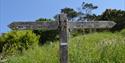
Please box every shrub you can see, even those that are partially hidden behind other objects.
[33,30,59,44]
[0,30,39,55]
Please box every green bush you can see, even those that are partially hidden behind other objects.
[34,18,59,44]
[0,30,39,55]
[33,30,59,44]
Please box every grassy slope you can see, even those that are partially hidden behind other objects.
[6,32,125,63]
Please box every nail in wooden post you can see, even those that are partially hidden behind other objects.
[59,13,68,63]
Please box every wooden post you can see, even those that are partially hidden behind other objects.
[59,13,68,63]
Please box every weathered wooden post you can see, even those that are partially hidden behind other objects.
[59,13,68,63]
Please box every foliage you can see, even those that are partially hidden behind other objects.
[78,2,98,21]
[69,32,125,63]
[61,7,78,20]
[120,29,125,36]
[6,32,125,63]
[111,21,125,32]
[33,30,59,44]
[6,43,59,63]
[98,9,125,23]
[81,2,98,15]
[36,18,53,22]
[0,30,39,55]
[34,18,59,44]
[96,9,125,31]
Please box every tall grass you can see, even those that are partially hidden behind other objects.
[6,32,125,63]
[69,32,125,63]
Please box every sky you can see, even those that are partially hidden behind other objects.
[0,0,125,33]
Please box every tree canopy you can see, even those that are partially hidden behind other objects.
[98,9,125,23]
[61,7,78,20]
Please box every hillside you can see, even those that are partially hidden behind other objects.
[5,30,125,63]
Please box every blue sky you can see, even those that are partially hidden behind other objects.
[0,0,125,33]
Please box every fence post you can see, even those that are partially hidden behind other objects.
[59,13,68,63]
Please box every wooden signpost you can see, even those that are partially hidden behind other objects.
[8,13,116,63]
[69,21,116,29]
[8,21,58,30]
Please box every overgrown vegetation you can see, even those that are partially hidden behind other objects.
[0,1,125,63]
[34,18,59,44]
[33,30,59,44]
[0,30,39,58]
[4,29,125,63]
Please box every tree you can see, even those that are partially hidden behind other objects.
[61,7,78,20]
[78,2,98,21]
[36,18,53,22]
[96,9,125,32]
[98,9,125,23]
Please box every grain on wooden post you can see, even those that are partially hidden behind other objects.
[59,13,68,63]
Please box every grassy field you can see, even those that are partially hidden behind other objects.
[6,31,125,63]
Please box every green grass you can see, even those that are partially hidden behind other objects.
[6,32,125,63]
